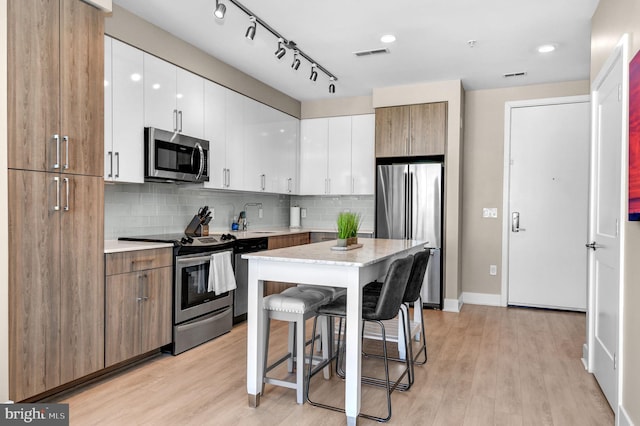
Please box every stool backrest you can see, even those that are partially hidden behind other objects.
[372,255,414,321]
[403,249,430,303]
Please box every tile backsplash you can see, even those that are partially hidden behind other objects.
[104,183,291,239]
[290,195,374,232]
[104,183,375,239]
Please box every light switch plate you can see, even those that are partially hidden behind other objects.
[489,265,497,275]
[482,208,498,218]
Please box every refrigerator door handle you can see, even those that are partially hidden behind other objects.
[404,171,410,239]
[408,171,414,239]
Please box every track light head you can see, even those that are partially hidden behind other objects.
[214,0,226,19]
[275,39,286,59]
[291,51,301,70]
[245,17,256,40]
[329,77,336,94]
[310,64,318,81]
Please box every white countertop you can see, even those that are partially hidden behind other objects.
[104,240,174,254]
[242,238,426,267]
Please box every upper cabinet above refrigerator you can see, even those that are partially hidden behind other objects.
[375,102,447,158]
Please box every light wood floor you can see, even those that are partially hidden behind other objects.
[52,305,613,425]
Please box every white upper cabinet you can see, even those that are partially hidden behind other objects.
[350,114,375,194]
[274,109,299,194]
[327,116,352,195]
[299,114,375,196]
[300,118,329,195]
[224,89,245,190]
[203,80,227,190]
[143,53,204,138]
[104,37,144,183]
[176,68,204,138]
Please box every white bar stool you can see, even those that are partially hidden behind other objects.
[262,286,334,404]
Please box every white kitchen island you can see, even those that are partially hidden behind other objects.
[243,238,426,425]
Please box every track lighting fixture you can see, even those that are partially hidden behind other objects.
[245,16,256,40]
[275,39,286,59]
[310,64,318,82]
[216,0,337,89]
[291,51,301,70]
[213,0,226,19]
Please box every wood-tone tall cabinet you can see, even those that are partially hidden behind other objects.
[7,0,105,401]
[375,102,447,157]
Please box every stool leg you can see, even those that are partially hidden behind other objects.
[397,307,407,360]
[320,315,331,379]
[296,314,305,404]
[287,322,295,373]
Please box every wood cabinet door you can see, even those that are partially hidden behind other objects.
[7,0,60,172]
[140,266,173,353]
[60,0,104,177]
[8,170,62,401]
[375,106,409,157]
[59,174,104,382]
[105,272,143,367]
[409,102,447,156]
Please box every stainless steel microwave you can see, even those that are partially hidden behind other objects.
[144,127,209,183]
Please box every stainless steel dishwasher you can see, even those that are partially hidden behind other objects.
[233,237,268,324]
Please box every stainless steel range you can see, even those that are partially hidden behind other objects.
[119,233,236,354]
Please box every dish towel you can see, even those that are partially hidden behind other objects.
[208,251,237,294]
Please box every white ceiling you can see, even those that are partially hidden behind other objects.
[112,0,600,102]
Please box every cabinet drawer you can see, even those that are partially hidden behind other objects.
[106,248,173,275]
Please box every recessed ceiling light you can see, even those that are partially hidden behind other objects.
[380,34,396,43]
[537,44,556,53]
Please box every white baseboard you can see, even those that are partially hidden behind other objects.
[618,404,633,426]
[443,297,462,312]
[462,292,502,307]
[581,343,589,370]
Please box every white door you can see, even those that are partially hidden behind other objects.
[505,98,590,310]
[327,116,352,194]
[588,40,625,411]
[203,80,227,190]
[176,68,204,138]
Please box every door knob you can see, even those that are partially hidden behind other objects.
[511,212,526,232]
[585,241,603,251]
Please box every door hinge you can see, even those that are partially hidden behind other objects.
[618,84,622,102]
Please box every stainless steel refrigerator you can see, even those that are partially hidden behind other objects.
[376,162,443,308]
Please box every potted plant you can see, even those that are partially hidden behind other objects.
[336,212,361,247]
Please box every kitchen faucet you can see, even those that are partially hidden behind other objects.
[241,203,263,230]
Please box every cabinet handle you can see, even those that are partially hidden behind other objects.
[327,178,331,194]
[226,169,231,187]
[173,109,178,131]
[53,134,60,169]
[53,177,60,211]
[63,178,70,212]
[287,178,292,193]
[115,152,120,178]
[137,274,144,302]
[63,136,69,170]
[107,151,113,178]
[261,174,266,191]
[143,274,149,301]
[131,258,154,266]
[178,110,183,133]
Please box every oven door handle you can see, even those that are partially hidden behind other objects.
[177,254,216,265]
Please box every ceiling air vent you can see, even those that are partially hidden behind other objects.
[353,48,390,57]
[503,71,527,78]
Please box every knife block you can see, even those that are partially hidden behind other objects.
[184,215,203,237]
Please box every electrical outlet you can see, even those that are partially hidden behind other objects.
[258,208,263,219]
[489,265,497,276]
[301,208,307,218]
